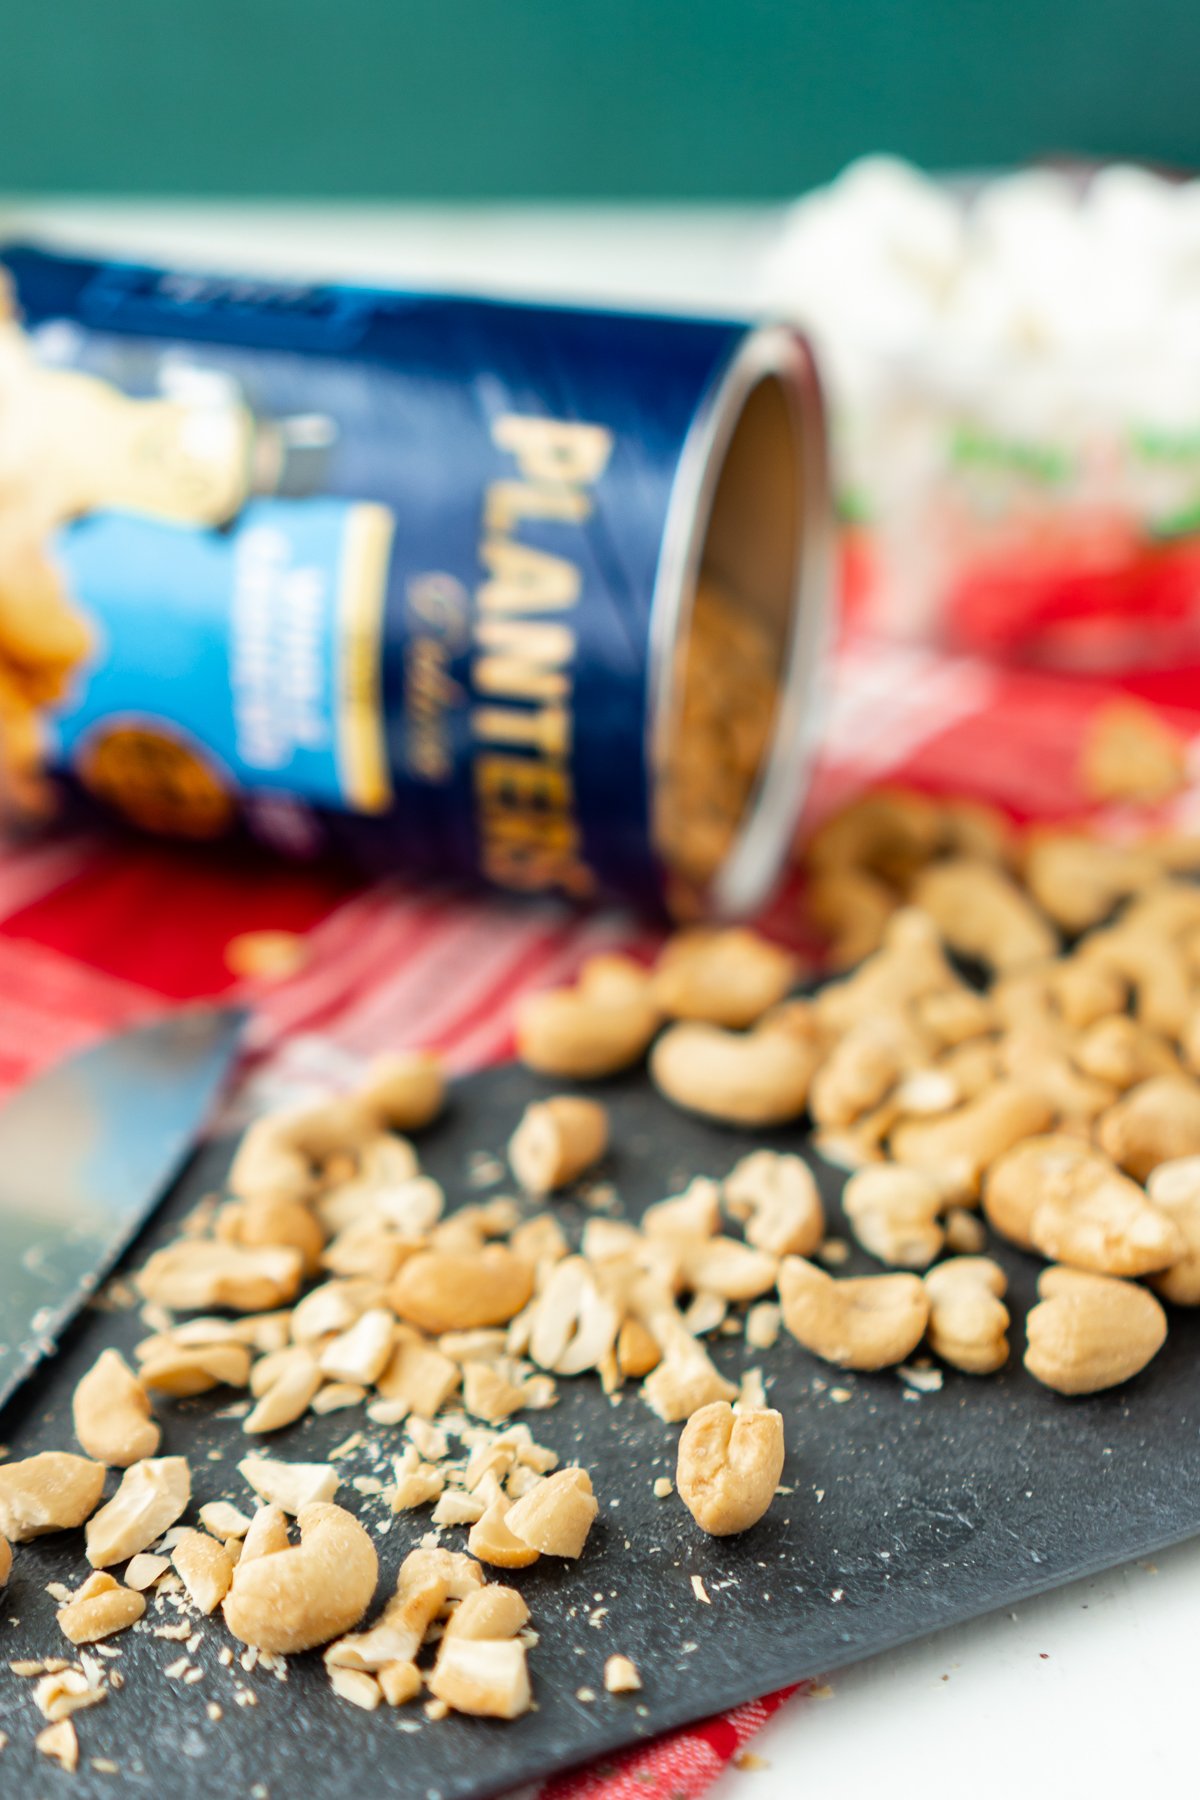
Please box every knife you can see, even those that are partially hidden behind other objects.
[0,1007,245,1418]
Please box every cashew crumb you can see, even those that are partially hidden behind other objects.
[653,1478,674,1499]
[690,1574,711,1604]
[36,1719,79,1773]
[897,1364,944,1393]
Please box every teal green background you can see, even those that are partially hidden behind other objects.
[2,0,1195,197]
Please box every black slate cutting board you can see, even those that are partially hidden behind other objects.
[2,1060,1198,1800]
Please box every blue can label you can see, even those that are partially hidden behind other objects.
[54,500,393,832]
[1,245,746,905]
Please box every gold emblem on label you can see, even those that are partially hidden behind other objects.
[79,721,235,839]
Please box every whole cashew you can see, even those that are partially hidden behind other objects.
[889,1081,1054,1201]
[223,1502,378,1653]
[675,1400,784,1536]
[1024,1267,1167,1395]
[1028,1153,1183,1278]
[808,1012,932,1130]
[1097,1076,1200,1183]
[650,927,797,1029]
[1023,835,1160,933]
[911,858,1057,972]
[996,1031,1116,1124]
[815,909,958,1035]
[807,866,897,970]
[228,1096,371,1203]
[805,788,942,887]
[650,1019,817,1127]
[1080,925,1191,1039]
[983,1135,1102,1251]
[924,1257,1009,1374]
[391,1246,535,1335]
[515,955,660,1079]
[354,1051,445,1133]
[1073,1014,1183,1090]
[778,1257,930,1370]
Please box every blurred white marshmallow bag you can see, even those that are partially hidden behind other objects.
[758,156,1200,669]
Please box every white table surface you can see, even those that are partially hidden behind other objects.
[3,199,1190,1799]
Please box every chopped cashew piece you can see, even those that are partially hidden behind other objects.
[641,1341,738,1422]
[1025,1267,1167,1394]
[924,1258,1010,1375]
[842,1165,945,1268]
[239,1454,339,1515]
[140,1342,252,1397]
[135,1241,303,1312]
[36,1719,79,1774]
[0,1454,105,1542]
[468,1497,541,1569]
[429,1635,532,1719]
[1081,698,1187,803]
[172,1529,235,1614]
[85,1457,191,1568]
[675,1401,784,1536]
[505,1468,597,1558]
[198,1501,254,1540]
[71,1349,159,1467]
[223,1502,378,1653]
[1147,1158,1200,1304]
[0,1536,10,1589]
[617,1317,663,1377]
[681,1237,779,1302]
[32,1666,106,1722]
[56,1572,146,1644]
[745,1302,781,1351]
[379,1661,422,1706]
[443,1585,529,1641]
[377,1338,461,1418]
[461,1360,527,1425]
[779,1258,930,1371]
[604,1653,642,1693]
[509,1096,609,1195]
[329,1666,382,1711]
[243,1355,323,1434]
[355,1050,446,1133]
[723,1150,824,1257]
[124,1553,170,1590]
[318,1308,396,1387]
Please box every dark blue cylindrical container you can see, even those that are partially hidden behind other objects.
[0,243,832,914]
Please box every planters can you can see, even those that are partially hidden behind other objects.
[0,243,833,916]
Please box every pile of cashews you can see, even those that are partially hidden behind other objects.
[9,776,1200,1762]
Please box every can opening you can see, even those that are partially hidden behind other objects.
[652,326,832,919]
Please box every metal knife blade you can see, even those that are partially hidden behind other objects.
[0,1007,245,1417]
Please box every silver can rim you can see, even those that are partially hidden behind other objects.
[647,320,835,918]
